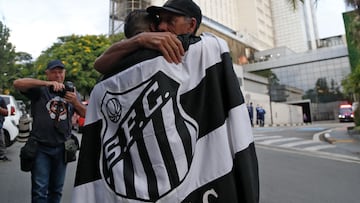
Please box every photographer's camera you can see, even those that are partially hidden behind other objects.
[50,81,74,97]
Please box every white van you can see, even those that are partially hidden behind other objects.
[1,94,21,146]
[0,94,23,126]
[2,118,19,146]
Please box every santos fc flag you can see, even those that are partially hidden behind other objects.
[72,33,259,203]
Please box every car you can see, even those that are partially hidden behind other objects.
[0,94,23,126]
[338,104,354,122]
[2,115,19,147]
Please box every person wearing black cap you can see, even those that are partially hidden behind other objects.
[13,59,86,203]
[147,0,202,34]
[94,0,203,74]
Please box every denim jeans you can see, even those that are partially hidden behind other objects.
[31,144,67,203]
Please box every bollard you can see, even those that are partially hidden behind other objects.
[17,114,32,142]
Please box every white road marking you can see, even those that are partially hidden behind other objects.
[278,140,320,147]
[257,137,301,145]
[254,135,282,141]
[303,144,336,151]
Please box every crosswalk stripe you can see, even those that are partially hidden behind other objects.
[253,133,358,161]
[278,140,319,147]
[303,145,336,151]
[254,135,282,141]
[258,137,301,145]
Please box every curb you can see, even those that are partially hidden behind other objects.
[313,129,332,142]
[321,132,335,144]
[319,127,360,144]
[259,122,311,128]
[347,127,360,141]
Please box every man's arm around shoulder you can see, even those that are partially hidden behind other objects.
[94,32,184,74]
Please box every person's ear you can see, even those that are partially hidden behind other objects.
[188,17,197,34]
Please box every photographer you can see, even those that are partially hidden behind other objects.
[13,59,86,203]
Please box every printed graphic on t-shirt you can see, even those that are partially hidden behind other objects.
[46,96,68,121]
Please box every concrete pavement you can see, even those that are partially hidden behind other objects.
[319,123,360,158]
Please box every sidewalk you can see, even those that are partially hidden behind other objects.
[321,125,360,143]
[319,123,360,158]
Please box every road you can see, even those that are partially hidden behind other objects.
[1,122,359,203]
[0,137,77,203]
[253,122,360,161]
[257,146,360,203]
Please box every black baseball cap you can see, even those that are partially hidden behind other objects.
[46,60,65,70]
[147,0,202,29]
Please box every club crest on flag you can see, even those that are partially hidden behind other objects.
[105,98,122,123]
[99,71,198,201]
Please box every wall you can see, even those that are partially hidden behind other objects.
[243,91,271,126]
[244,92,304,126]
[271,102,304,125]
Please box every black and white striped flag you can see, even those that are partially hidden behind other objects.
[72,33,259,203]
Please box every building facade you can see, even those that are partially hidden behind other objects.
[271,0,319,52]
[243,41,351,121]
[107,0,351,123]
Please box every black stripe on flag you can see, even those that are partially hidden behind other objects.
[135,132,159,200]
[74,120,102,186]
[181,143,259,203]
[180,52,244,139]
[173,104,193,167]
[152,110,180,188]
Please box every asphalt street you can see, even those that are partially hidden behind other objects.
[0,139,77,203]
[1,122,359,203]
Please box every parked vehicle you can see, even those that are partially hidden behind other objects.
[338,104,354,122]
[2,114,19,147]
[0,94,23,126]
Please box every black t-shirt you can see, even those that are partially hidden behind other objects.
[23,86,76,146]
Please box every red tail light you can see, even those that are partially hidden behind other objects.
[10,106,16,115]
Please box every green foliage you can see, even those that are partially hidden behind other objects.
[1,19,126,100]
[0,21,17,94]
[343,10,360,118]
[342,66,360,97]
[303,77,345,103]
[109,33,126,44]
[354,105,360,126]
[343,11,360,71]
[34,34,125,98]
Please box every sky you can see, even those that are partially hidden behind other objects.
[0,0,109,59]
[0,0,349,59]
[316,0,347,38]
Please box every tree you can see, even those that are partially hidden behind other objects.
[0,21,16,94]
[345,0,360,13]
[34,33,125,99]
[303,77,345,102]
[287,0,305,10]
[342,5,360,110]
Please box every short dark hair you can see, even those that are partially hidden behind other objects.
[124,9,153,38]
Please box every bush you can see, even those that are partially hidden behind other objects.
[354,105,360,126]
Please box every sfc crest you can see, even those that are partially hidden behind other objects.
[100,71,198,201]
